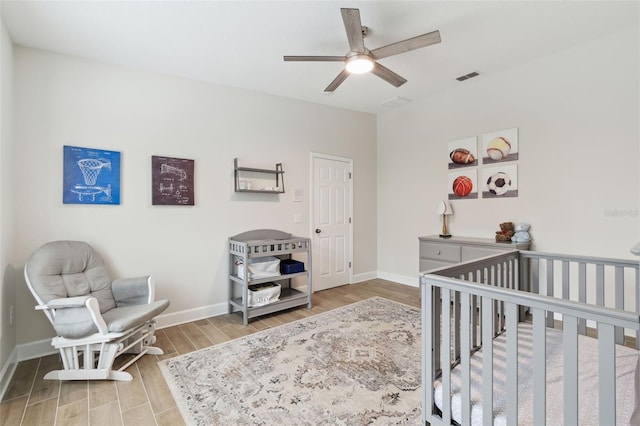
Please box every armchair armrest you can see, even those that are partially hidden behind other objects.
[45,296,110,336]
[112,276,154,307]
[36,295,92,310]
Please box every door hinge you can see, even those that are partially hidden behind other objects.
[349,217,352,224]
[349,172,352,179]
[349,261,352,268]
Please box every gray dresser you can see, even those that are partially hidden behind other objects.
[419,235,530,272]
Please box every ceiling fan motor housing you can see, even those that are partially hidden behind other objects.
[283,8,441,92]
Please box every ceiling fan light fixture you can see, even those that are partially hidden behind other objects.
[345,54,374,74]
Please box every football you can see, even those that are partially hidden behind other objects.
[486,172,511,195]
[450,148,475,165]
[486,137,511,160]
[452,175,473,197]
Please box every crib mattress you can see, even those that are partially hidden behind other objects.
[433,322,640,425]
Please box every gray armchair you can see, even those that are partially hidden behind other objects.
[24,240,170,381]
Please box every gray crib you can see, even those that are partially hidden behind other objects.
[421,250,640,425]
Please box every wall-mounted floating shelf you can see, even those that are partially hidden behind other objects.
[234,158,285,193]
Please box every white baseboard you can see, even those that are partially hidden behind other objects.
[17,338,57,361]
[352,271,377,283]
[0,346,18,402]
[155,302,229,329]
[376,271,419,288]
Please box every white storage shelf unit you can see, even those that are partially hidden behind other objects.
[229,229,312,325]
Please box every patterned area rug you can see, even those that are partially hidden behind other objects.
[159,297,421,425]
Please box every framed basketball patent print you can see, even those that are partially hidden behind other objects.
[63,145,121,205]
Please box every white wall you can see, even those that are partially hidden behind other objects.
[0,13,16,385]
[11,47,377,345]
[377,25,639,285]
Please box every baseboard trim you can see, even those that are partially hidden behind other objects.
[0,347,18,402]
[376,271,419,288]
[352,271,377,283]
[17,338,57,361]
[155,302,229,329]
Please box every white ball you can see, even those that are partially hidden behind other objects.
[487,172,511,196]
[486,137,511,160]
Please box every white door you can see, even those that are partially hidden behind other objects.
[311,154,352,291]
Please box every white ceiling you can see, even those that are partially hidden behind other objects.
[1,1,638,114]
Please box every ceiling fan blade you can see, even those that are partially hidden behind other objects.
[371,62,407,88]
[324,69,350,92]
[371,30,441,60]
[284,55,346,62]
[341,8,365,53]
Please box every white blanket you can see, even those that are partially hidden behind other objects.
[434,323,639,425]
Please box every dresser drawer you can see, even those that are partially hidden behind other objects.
[419,242,461,263]
[420,258,454,273]
[461,247,504,262]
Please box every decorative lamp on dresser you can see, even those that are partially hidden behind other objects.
[418,235,530,272]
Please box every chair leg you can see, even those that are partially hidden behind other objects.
[45,342,132,381]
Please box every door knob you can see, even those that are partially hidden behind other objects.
[315,228,322,234]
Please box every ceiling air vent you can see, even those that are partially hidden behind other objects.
[456,71,480,82]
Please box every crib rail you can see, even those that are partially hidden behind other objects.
[425,251,522,371]
[521,251,640,348]
[421,249,640,426]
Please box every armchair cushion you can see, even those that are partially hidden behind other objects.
[53,305,101,338]
[26,241,116,313]
[102,299,169,333]
[53,299,170,338]
[112,276,152,307]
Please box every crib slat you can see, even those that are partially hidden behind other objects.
[482,297,494,426]
[472,294,479,348]
[578,262,587,335]
[423,278,435,424]
[562,261,569,301]
[596,264,605,307]
[441,290,452,422]
[433,286,441,372]
[492,265,501,336]
[532,308,546,426]
[636,269,640,350]
[506,303,518,425]
[598,322,616,426]
[563,315,579,425]
[498,263,505,333]
[546,259,554,327]
[531,257,540,294]
[615,266,624,345]
[454,290,461,361]
[461,292,471,426]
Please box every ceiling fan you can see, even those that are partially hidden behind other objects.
[283,8,441,93]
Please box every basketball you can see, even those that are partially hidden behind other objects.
[453,175,473,197]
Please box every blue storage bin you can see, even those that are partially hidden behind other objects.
[280,259,304,274]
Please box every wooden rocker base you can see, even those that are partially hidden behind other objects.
[45,344,165,381]
[44,369,134,381]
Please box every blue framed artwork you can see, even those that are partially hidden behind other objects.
[63,145,121,204]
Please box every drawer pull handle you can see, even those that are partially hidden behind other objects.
[436,250,441,255]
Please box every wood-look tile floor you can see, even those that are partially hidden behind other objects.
[1,279,420,426]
